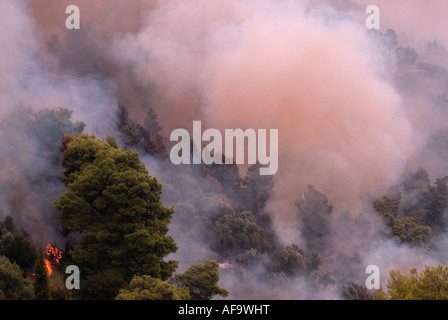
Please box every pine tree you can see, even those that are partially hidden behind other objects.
[144,108,163,136]
[172,260,228,300]
[116,105,167,157]
[33,247,50,300]
[55,134,178,298]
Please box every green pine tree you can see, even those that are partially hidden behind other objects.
[55,134,178,298]
[33,248,50,300]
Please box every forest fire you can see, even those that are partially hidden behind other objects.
[44,243,62,276]
[3,0,448,302]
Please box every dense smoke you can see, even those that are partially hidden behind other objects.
[0,0,117,244]
[2,0,448,299]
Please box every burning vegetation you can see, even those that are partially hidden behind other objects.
[44,244,62,276]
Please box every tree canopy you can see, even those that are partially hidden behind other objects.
[0,255,33,300]
[54,134,178,296]
[116,275,190,300]
[376,265,448,300]
[33,248,50,300]
[172,260,229,300]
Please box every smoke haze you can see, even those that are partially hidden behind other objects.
[2,0,448,299]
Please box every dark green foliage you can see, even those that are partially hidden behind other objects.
[201,159,242,205]
[374,196,433,247]
[420,177,448,230]
[0,231,37,273]
[341,284,375,300]
[55,134,178,289]
[34,248,50,300]
[241,164,276,242]
[79,270,125,300]
[0,255,33,300]
[116,105,167,157]
[262,244,332,290]
[172,260,228,300]
[374,194,403,234]
[211,211,270,256]
[269,245,323,277]
[0,216,15,234]
[116,275,190,300]
[308,252,322,271]
[0,216,36,273]
[404,174,448,230]
[373,194,401,221]
[391,217,432,246]
[270,245,307,277]
[235,249,268,268]
[0,107,85,265]
[374,168,448,246]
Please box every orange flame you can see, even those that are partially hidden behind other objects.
[44,243,62,276]
[44,259,52,276]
